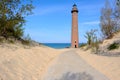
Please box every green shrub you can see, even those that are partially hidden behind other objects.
[108,43,119,50]
[0,37,4,42]
[22,34,31,45]
[22,40,30,45]
[84,29,97,46]
[8,40,14,44]
[84,29,100,53]
[79,43,87,47]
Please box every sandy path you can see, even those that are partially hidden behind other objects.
[76,49,120,80]
[43,50,109,80]
[0,44,119,80]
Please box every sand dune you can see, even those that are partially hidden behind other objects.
[0,44,66,80]
[0,44,120,80]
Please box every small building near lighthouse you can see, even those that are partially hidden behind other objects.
[71,4,79,48]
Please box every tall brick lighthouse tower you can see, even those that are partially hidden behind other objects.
[71,4,79,48]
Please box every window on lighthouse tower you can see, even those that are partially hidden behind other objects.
[75,40,76,43]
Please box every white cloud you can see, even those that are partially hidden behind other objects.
[82,21,100,25]
[32,5,69,16]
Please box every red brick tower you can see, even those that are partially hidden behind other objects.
[71,4,79,48]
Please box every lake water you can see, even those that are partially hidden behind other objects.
[43,43,82,49]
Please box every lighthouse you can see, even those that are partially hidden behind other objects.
[71,4,79,48]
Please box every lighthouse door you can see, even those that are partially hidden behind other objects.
[75,45,77,48]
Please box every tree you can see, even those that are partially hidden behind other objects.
[100,0,120,39]
[84,29,97,46]
[84,29,99,53]
[114,0,120,31]
[114,0,120,18]
[100,0,115,39]
[0,0,34,39]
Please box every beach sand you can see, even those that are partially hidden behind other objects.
[0,44,66,80]
[76,49,120,80]
[0,44,119,80]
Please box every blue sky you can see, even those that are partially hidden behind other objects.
[24,0,114,43]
